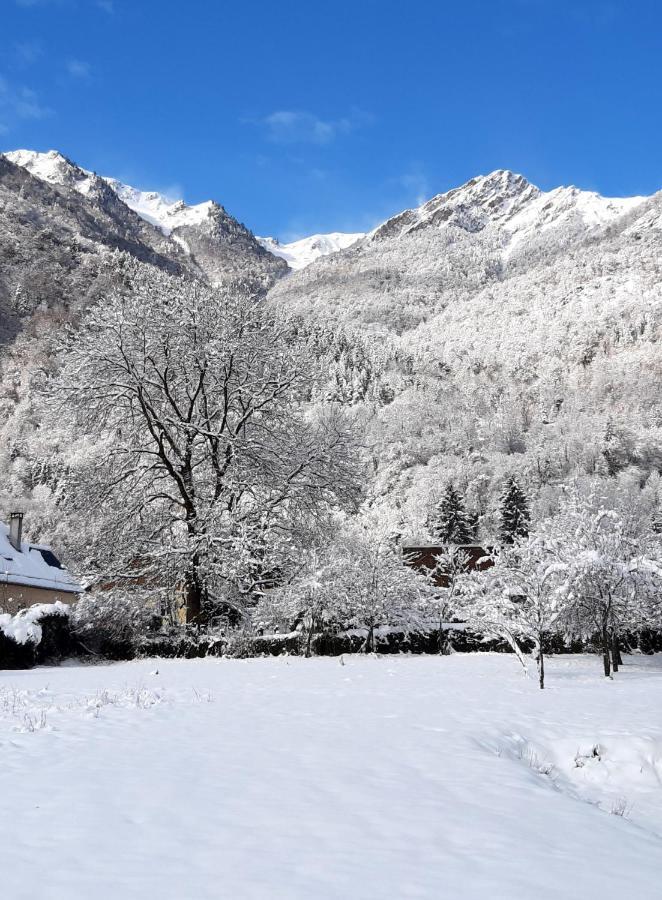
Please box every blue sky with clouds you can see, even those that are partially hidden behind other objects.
[2,0,662,238]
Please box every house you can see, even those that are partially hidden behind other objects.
[402,544,493,587]
[0,513,82,614]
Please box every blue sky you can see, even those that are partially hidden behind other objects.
[2,0,662,239]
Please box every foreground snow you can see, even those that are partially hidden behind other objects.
[0,654,660,899]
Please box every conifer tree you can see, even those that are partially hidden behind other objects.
[431,485,473,545]
[499,476,530,544]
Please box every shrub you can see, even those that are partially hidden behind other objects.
[0,602,74,668]
[71,590,156,659]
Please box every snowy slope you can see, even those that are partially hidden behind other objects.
[3,149,216,236]
[258,232,364,270]
[0,654,660,899]
[268,167,651,334]
[102,178,215,235]
[4,148,100,196]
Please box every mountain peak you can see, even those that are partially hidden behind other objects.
[369,169,538,242]
[257,232,365,270]
[3,148,99,195]
[102,176,216,235]
[369,168,646,246]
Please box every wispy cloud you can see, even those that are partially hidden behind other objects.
[393,166,430,206]
[66,58,91,78]
[14,40,43,66]
[0,76,53,132]
[247,107,374,145]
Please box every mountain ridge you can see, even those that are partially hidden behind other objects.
[4,150,650,274]
[2,148,287,285]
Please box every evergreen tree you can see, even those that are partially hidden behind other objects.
[431,485,473,545]
[499,476,530,544]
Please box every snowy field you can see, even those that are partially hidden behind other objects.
[1,654,661,899]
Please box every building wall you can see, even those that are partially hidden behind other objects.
[402,545,493,587]
[0,584,79,615]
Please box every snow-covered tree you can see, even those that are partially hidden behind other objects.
[538,491,662,676]
[335,522,432,652]
[42,264,362,624]
[423,545,472,654]
[457,539,570,689]
[254,550,343,656]
[499,475,530,544]
[430,486,474,545]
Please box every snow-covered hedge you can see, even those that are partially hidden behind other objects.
[0,602,74,669]
[0,601,70,646]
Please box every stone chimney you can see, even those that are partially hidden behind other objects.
[8,512,24,553]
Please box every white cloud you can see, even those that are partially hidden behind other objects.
[250,108,374,145]
[0,76,52,131]
[66,59,91,78]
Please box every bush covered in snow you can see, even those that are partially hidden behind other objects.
[0,602,74,669]
[72,591,158,660]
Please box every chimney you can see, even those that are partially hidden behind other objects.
[8,512,24,553]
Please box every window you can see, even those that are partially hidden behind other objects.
[37,549,64,570]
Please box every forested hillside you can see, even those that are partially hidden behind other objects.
[267,170,662,542]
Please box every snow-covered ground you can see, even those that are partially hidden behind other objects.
[1,653,660,899]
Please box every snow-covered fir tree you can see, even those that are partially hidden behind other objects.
[499,476,530,544]
[430,486,474,545]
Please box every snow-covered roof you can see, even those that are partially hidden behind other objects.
[0,522,81,595]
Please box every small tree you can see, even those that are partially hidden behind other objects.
[336,524,431,652]
[423,545,471,654]
[431,485,473,545]
[539,492,662,676]
[458,538,569,689]
[254,551,342,657]
[499,475,530,544]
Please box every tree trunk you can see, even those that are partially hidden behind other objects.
[536,645,545,690]
[184,512,204,626]
[305,625,314,658]
[601,620,611,677]
[184,570,203,625]
[610,631,621,673]
[438,617,451,655]
[364,624,374,653]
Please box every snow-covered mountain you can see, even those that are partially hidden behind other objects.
[370,169,643,250]
[3,150,365,273]
[2,149,287,285]
[4,148,100,195]
[268,168,649,330]
[257,232,364,270]
[264,167,662,543]
[102,178,216,236]
[4,149,217,235]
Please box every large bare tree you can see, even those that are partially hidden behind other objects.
[49,262,361,622]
